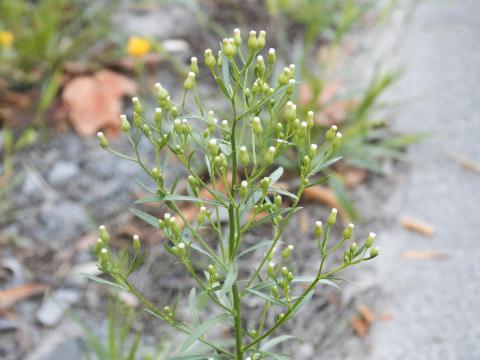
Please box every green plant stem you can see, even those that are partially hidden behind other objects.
[232,283,243,360]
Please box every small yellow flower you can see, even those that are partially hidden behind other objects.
[127,36,150,57]
[0,31,14,48]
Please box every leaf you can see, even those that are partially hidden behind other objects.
[130,208,159,228]
[260,335,300,352]
[189,243,226,271]
[221,53,232,97]
[62,70,137,136]
[238,240,273,258]
[305,175,330,188]
[287,288,315,319]
[267,187,297,200]
[180,313,230,352]
[269,167,284,184]
[136,194,223,207]
[84,275,128,291]
[188,288,199,325]
[310,156,342,176]
[0,283,48,310]
[244,288,288,308]
[170,355,224,360]
[399,216,434,236]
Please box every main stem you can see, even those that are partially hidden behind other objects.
[229,97,243,359]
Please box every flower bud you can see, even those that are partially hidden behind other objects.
[343,223,354,240]
[190,56,199,74]
[255,55,265,76]
[267,261,276,275]
[239,146,250,166]
[274,194,282,207]
[349,242,357,255]
[95,238,103,253]
[120,114,130,133]
[281,244,294,259]
[99,248,109,267]
[142,124,151,136]
[251,116,263,135]
[133,234,140,253]
[268,48,276,64]
[325,125,338,141]
[302,155,311,168]
[281,266,289,277]
[133,112,142,127]
[208,138,219,156]
[370,247,380,258]
[223,38,235,58]
[174,118,182,133]
[233,28,242,46]
[97,132,108,149]
[284,101,296,122]
[286,79,295,95]
[198,206,207,224]
[278,313,285,321]
[240,180,249,199]
[248,30,257,50]
[271,285,279,297]
[217,50,223,66]
[327,208,337,226]
[314,221,323,238]
[332,132,342,149]
[259,177,270,192]
[204,48,216,68]
[365,232,376,248]
[184,72,195,90]
[309,144,318,158]
[265,146,276,164]
[132,97,143,115]
[307,111,314,128]
[155,83,169,100]
[257,30,266,49]
[177,242,186,258]
[151,167,163,182]
[154,108,162,126]
[278,67,291,86]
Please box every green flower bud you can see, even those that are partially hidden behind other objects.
[349,242,357,256]
[208,138,219,156]
[261,82,269,93]
[97,132,108,149]
[298,121,308,137]
[327,208,338,226]
[251,80,260,94]
[120,114,130,133]
[95,238,103,254]
[370,247,380,258]
[365,232,376,248]
[281,244,294,259]
[303,155,311,168]
[286,79,295,95]
[222,38,236,58]
[281,266,289,277]
[287,272,294,282]
[198,206,207,224]
[332,132,342,149]
[274,194,282,207]
[251,116,263,135]
[133,234,140,253]
[271,285,279,297]
[248,30,257,50]
[132,97,143,115]
[278,67,292,86]
[233,28,241,46]
[204,48,216,68]
[99,248,109,267]
[240,180,249,199]
[154,108,162,126]
[278,313,285,321]
[142,124,151,136]
[155,82,169,100]
[181,118,191,134]
[151,167,163,183]
[217,50,223,66]
[273,214,283,225]
[343,250,350,265]
[257,30,266,49]
[259,177,270,192]
[284,101,296,122]
[314,221,323,238]
[325,125,338,141]
[267,48,276,64]
[255,55,265,76]
[133,112,142,128]
[308,144,318,159]
[267,261,276,275]
[307,111,314,128]
[184,71,195,90]
[174,118,182,133]
[265,146,275,164]
[190,56,199,74]
[343,223,354,240]
[239,146,250,166]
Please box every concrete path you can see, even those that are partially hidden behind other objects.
[368,1,480,358]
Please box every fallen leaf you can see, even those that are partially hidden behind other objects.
[400,217,434,236]
[302,186,340,208]
[357,304,375,325]
[0,283,49,310]
[450,154,480,174]
[401,251,448,260]
[340,167,367,189]
[62,70,136,136]
[352,316,369,337]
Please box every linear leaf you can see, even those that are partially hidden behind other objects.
[180,313,230,352]
[310,156,343,176]
[260,335,300,352]
[130,208,159,228]
[244,288,288,308]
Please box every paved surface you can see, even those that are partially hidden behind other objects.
[367,1,480,358]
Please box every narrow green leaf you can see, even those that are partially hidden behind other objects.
[244,288,288,308]
[84,275,128,291]
[221,53,232,97]
[180,313,230,352]
[170,355,224,360]
[260,335,300,352]
[269,167,284,184]
[238,240,273,258]
[310,156,342,176]
[130,208,159,228]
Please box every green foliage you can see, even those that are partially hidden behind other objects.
[93,30,378,359]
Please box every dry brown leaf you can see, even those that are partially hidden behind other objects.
[0,283,49,310]
[352,316,369,337]
[400,217,434,236]
[357,304,375,325]
[341,167,367,189]
[450,154,480,174]
[401,251,448,260]
[62,70,136,136]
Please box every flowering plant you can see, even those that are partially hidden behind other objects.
[94,29,378,359]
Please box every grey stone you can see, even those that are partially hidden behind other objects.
[39,338,83,360]
[48,161,79,187]
[36,201,89,243]
[36,289,81,327]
